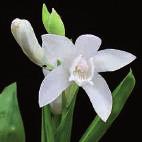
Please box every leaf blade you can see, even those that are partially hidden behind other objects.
[0,83,25,142]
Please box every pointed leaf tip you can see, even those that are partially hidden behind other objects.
[129,68,135,82]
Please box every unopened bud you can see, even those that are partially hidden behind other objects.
[11,18,44,66]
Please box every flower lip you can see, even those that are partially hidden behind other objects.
[69,54,94,86]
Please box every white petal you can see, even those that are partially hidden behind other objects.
[94,49,136,72]
[42,34,76,65]
[11,18,44,66]
[42,68,50,76]
[82,74,112,122]
[75,34,102,58]
[39,65,70,107]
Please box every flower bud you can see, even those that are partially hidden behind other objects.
[11,18,44,66]
[42,4,65,36]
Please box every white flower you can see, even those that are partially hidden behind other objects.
[11,19,136,122]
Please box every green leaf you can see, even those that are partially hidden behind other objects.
[42,3,50,32]
[48,8,65,35]
[79,69,136,142]
[0,83,25,142]
[55,83,79,142]
[41,105,55,142]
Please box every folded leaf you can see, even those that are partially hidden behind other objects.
[79,69,135,142]
[0,83,25,142]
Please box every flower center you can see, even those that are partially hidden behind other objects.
[69,55,94,86]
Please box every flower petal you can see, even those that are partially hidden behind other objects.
[94,49,136,72]
[39,65,70,107]
[82,74,112,122]
[42,68,49,76]
[42,34,76,65]
[75,34,102,58]
[11,18,44,66]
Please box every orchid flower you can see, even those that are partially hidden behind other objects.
[11,18,136,122]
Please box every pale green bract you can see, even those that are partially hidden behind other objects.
[11,18,136,122]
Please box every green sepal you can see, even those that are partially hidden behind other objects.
[79,69,136,142]
[0,83,25,142]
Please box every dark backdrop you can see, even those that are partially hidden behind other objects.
[0,0,141,142]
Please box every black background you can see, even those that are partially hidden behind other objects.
[0,0,141,142]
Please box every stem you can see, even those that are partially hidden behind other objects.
[41,106,55,142]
